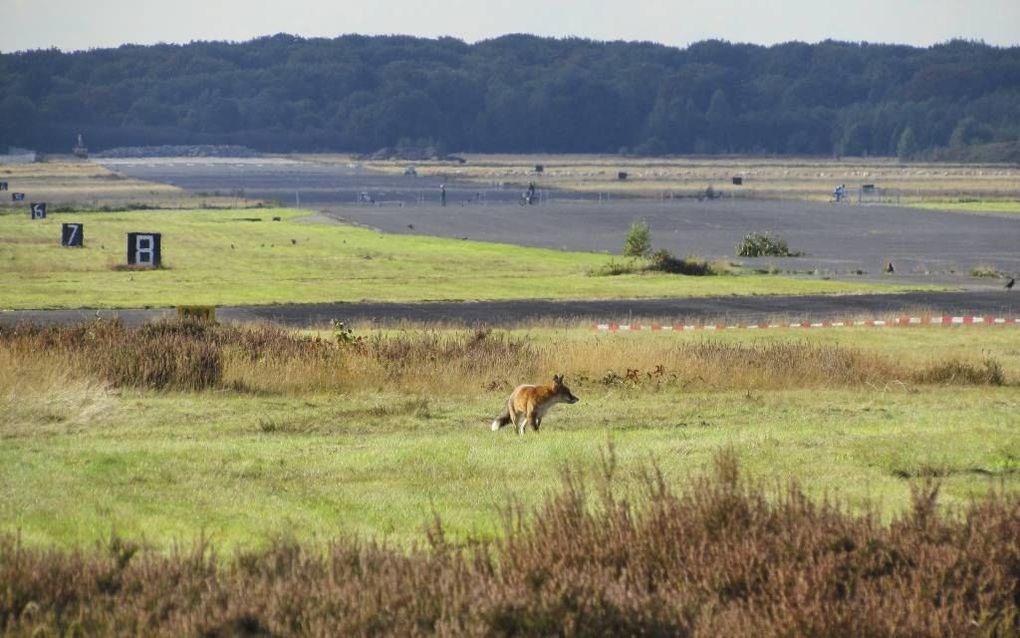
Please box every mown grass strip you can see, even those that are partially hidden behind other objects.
[0,208,926,309]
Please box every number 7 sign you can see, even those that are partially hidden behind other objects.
[61,223,84,247]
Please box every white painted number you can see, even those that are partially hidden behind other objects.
[67,224,80,245]
[136,235,154,265]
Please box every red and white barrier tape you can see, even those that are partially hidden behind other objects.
[593,316,1019,332]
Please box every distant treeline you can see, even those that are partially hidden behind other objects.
[2,34,1019,159]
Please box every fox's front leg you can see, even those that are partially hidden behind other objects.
[532,415,541,432]
[514,410,527,436]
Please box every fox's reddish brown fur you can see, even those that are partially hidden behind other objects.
[491,374,579,435]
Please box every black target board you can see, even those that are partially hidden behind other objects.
[12,192,25,201]
[61,223,84,247]
[30,203,46,219]
[127,232,161,267]
[0,181,7,191]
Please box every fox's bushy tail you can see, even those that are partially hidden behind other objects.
[491,409,512,431]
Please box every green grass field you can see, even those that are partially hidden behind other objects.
[0,208,925,310]
[2,326,1016,549]
[908,200,1020,215]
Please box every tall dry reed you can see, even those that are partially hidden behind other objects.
[0,320,1008,397]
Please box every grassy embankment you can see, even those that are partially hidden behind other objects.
[0,208,923,310]
[0,161,262,211]
[329,153,1020,206]
[2,320,1016,549]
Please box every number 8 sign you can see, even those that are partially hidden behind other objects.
[127,232,161,267]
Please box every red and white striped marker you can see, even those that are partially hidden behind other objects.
[593,316,1019,332]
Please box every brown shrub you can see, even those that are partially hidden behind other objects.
[0,319,348,392]
[0,319,224,391]
[0,321,1010,395]
[0,453,1016,636]
[914,357,1005,386]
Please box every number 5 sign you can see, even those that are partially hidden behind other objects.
[61,223,84,247]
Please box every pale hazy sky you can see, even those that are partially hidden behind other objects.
[2,0,1018,53]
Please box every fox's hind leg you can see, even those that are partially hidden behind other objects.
[514,410,527,436]
[523,410,540,433]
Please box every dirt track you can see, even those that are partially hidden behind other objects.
[2,291,1016,329]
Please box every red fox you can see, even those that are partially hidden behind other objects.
[491,374,579,435]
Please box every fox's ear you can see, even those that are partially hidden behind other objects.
[553,374,563,384]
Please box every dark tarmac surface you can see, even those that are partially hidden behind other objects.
[97,157,537,206]
[3,291,1016,329]
[327,198,1019,281]
[100,157,1019,281]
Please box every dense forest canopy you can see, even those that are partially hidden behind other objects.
[1,34,1019,158]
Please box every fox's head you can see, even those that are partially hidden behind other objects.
[552,374,579,404]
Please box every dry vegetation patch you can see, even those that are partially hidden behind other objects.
[0,161,262,210]
[343,154,1020,204]
[0,320,1010,398]
[1,452,1016,636]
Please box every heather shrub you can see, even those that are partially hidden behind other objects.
[0,452,1016,636]
[0,319,224,391]
[648,249,719,275]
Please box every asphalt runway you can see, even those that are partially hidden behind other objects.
[100,157,1019,281]
[2,291,1016,329]
[328,198,1020,281]
[97,157,539,206]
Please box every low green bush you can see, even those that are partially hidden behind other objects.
[736,232,801,257]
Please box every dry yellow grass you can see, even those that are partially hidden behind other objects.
[306,154,1020,204]
[3,321,1011,400]
[0,348,116,436]
[0,160,261,210]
